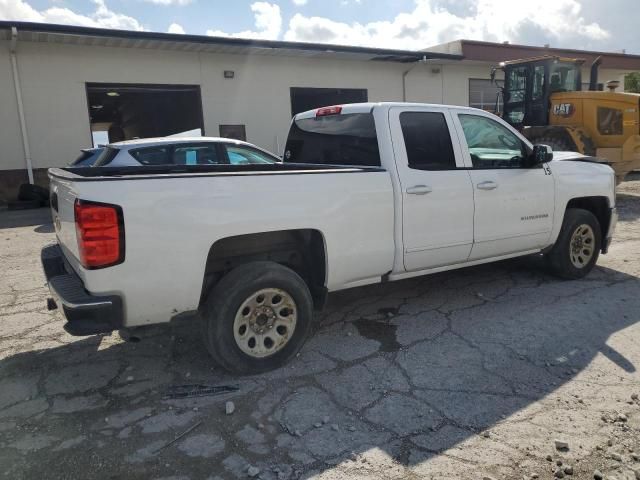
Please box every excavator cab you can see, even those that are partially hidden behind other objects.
[499,56,584,129]
[493,55,640,183]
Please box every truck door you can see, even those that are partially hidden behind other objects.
[389,106,474,271]
[450,110,555,260]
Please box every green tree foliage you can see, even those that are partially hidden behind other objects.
[625,72,640,93]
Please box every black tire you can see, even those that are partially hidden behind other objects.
[546,208,601,279]
[531,135,575,153]
[200,261,313,374]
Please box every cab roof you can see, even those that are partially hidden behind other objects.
[293,102,483,120]
[500,55,585,66]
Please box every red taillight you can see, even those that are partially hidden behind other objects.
[316,105,342,117]
[74,199,124,269]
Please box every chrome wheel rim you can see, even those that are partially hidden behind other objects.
[233,288,297,358]
[569,224,595,269]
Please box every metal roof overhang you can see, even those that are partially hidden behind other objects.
[0,21,463,63]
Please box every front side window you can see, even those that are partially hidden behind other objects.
[507,66,527,104]
[284,113,380,167]
[400,112,456,170]
[225,145,278,165]
[597,107,624,135]
[458,114,528,168]
[173,144,220,165]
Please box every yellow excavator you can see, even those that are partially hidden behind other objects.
[492,55,640,182]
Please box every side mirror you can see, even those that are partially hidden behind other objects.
[531,144,553,166]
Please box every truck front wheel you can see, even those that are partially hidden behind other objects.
[200,261,313,374]
[545,208,601,279]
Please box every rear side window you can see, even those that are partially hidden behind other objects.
[284,113,380,167]
[92,147,119,166]
[130,146,170,165]
[173,144,221,165]
[400,112,456,170]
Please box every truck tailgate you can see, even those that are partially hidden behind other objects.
[49,173,82,271]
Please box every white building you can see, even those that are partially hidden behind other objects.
[2,21,639,201]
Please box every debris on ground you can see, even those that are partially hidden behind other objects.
[247,465,260,477]
[163,384,240,400]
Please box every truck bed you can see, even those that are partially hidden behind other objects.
[48,162,395,328]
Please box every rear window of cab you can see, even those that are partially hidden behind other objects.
[284,113,381,167]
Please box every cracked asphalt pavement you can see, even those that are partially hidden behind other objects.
[2,177,640,480]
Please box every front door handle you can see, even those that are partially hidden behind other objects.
[406,185,432,195]
[476,181,498,191]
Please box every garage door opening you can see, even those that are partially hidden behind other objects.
[290,87,368,117]
[86,83,204,146]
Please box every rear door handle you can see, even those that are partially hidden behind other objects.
[406,185,432,195]
[476,181,498,191]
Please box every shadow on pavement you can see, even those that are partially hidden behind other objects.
[1,258,639,479]
[0,207,51,230]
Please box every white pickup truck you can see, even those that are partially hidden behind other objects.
[43,102,617,373]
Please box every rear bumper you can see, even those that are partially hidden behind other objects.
[41,244,122,336]
[602,207,618,254]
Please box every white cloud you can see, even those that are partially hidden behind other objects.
[168,22,185,34]
[0,0,625,53]
[142,0,192,4]
[292,0,308,5]
[207,2,281,40]
[283,0,610,50]
[0,0,144,31]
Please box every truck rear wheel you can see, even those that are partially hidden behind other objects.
[545,208,601,279]
[200,261,313,374]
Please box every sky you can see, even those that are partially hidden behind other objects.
[0,0,638,54]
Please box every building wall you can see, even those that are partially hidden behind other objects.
[12,41,204,171]
[1,42,443,175]
[0,40,24,171]
[196,51,410,153]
